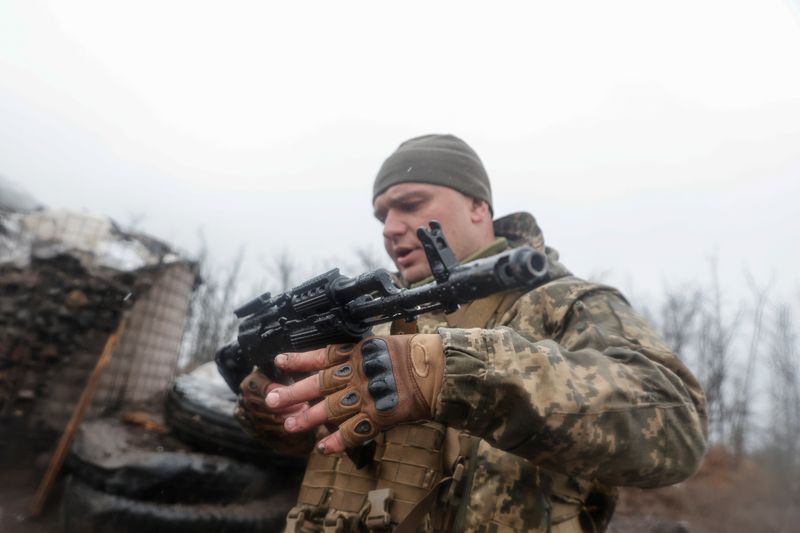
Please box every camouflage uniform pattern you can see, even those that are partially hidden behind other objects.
[427,212,707,531]
[250,212,707,532]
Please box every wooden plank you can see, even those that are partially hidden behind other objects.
[27,315,128,518]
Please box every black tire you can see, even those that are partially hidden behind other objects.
[67,418,277,504]
[62,476,294,533]
[164,364,303,469]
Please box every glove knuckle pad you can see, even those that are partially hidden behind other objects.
[339,414,378,448]
[325,387,361,423]
[359,338,399,412]
[326,343,355,365]
[319,363,353,394]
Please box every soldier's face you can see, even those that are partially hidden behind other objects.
[373,183,490,284]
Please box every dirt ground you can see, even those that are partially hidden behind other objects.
[2,445,798,533]
[610,446,800,533]
[0,465,62,533]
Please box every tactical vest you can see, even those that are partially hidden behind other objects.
[284,283,618,533]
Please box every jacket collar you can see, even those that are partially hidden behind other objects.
[494,211,571,280]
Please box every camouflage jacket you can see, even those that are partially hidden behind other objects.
[272,212,707,533]
[422,212,708,531]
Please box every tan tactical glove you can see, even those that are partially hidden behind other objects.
[316,334,445,448]
[234,368,316,456]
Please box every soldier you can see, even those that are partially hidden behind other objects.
[237,134,707,532]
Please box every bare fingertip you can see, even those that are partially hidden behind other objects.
[317,441,327,454]
[265,391,279,407]
[275,354,288,367]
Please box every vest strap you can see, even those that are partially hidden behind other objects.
[451,436,482,532]
[322,513,345,533]
[392,475,454,533]
[365,488,393,531]
[444,463,465,503]
[285,507,306,533]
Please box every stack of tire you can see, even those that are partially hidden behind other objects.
[62,363,304,533]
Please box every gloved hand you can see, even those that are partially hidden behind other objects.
[265,334,445,454]
[234,368,316,455]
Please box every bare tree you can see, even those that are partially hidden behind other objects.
[767,304,800,495]
[729,273,772,460]
[271,250,296,292]
[659,284,703,356]
[353,246,387,272]
[695,256,741,444]
[309,246,390,280]
[179,240,245,371]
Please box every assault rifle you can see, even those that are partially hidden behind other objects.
[215,221,549,394]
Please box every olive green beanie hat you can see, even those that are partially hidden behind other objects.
[372,134,492,211]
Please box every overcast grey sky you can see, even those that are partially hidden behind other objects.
[1,0,799,314]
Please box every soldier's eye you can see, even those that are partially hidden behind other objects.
[399,201,421,212]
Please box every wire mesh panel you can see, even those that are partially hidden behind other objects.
[21,209,111,257]
[97,262,196,406]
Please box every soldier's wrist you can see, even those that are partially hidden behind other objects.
[433,328,494,434]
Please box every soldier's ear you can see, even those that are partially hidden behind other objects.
[469,198,492,224]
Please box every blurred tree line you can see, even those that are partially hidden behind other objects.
[638,258,799,500]
[180,245,799,498]
[178,242,386,371]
